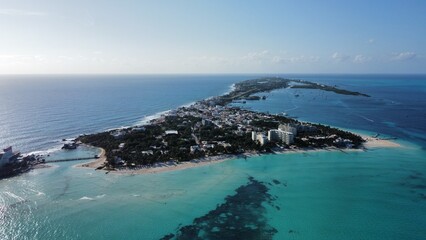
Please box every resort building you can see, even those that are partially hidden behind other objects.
[268,129,294,145]
[296,123,318,133]
[256,133,268,146]
[251,131,257,141]
[278,123,298,135]
[251,131,268,145]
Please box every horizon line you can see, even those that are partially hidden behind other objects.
[1,72,426,76]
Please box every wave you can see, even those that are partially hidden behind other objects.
[133,83,235,127]
[28,188,46,196]
[205,83,235,101]
[26,145,63,156]
[225,83,236,95]
[78,194,105,201]
[357,114,375,123]
[134,109,173,126]
[284,106,299,112]
[3,192,25,202]
[79,196,94,201]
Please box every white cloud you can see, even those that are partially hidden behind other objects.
[331,52,350,62]
[0,54,45,63]
[188,55,230,65]
[241,50,270,62]
[353,54,371,64]
[272,55,320,64]
[0,9,45,16]
[368,38,375,44]
[238,50,320,65]
[182,51,321,72]
[391,52,416,61]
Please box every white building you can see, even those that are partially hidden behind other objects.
[283,132,294,145]
[256,133,268,146]
[0,146,16,168]
[268,129,294,145]
[278,123,298,135]
[268,130,279,142]
[141,150,154,155]
[132,126,146,132]
[165,130,179,135]
[251,131,268,146]
[251,131,257,141]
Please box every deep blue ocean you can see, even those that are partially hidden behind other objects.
[0,75,245,153]
[0,74,425,240]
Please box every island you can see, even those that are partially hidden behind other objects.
[76,77,373,172]
[290,80,370,97]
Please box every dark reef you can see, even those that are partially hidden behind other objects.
[160,177,279,240]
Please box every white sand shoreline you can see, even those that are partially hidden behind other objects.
[75,133,402,175]
[74,147,106,169]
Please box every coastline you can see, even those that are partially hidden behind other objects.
[361,135,401,148]
[70,78,401,176]
[76,134,401,175]
[75,147,106,169]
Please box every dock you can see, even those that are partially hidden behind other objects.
[45,156,98,163]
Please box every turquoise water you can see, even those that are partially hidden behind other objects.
[1,146,425,239]
[1,75,426,239]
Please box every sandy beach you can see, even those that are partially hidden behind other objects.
[75,133,401,175]
[360,134,402,148]
[112,154,243,175]
[75,147,107,169]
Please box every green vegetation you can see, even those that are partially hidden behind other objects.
[291,82,370,97]
[216,77,290,105]
[214,77,369,106]
[77,115,271,168]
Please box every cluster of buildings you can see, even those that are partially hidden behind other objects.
[190,141,231,153]
[252,124,297,146]
[106,96,323,165]
[152,99,319,150]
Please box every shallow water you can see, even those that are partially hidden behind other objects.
[1,145,425,239]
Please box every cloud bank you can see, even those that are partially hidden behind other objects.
[0,9,45,16]
[391,52,417,61]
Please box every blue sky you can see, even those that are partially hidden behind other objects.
[0,0,425,74]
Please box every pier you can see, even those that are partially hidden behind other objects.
[45,156,98,163]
